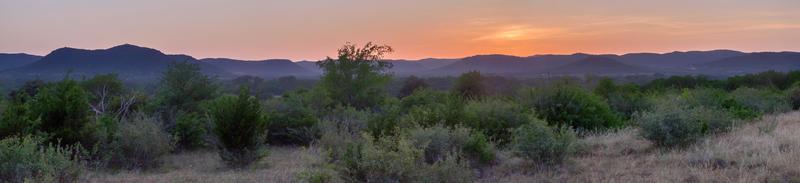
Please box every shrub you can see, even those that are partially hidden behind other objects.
[523,86,622,130]
[462,99,535,143]
[452,71,487,100]
[790,82,800,110]
[0,94,40,138]
[511,120,578,164]
[265,96,319,145]
[729,87,790,114]
[318,113,474,182]
[0,136,81,182]
[398,76,429,98]
[173,112,208,149]
[406,125,495,165]
[105,113,175,170]
[30,79,96,147]
[209,88,269,167]
[636,99,735,147]
[399,93,465,127]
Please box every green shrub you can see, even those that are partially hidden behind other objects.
[265,96,319,145]
[729,87,790,114]
[790,82,800,110]
[173,112,208,150]
[399,93,465,127]
[636,99,735,147]
[209,88,269,167]
[318,115,474,182]
[366,100,407,138]
[523,86,622,130]
[0,136,81,182]
[406,125,495,164]
[105,113,175,170]
[452,71,487,100]
[0,94,40,138]
[511,120,577,164]
[30,79,96,147]
[398,89,449,113]
[463,99,535,143]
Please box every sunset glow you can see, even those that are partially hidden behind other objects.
[1,0,799,60]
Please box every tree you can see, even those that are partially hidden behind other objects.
[0,94,40,138]
[82,74,138,119]
[399,76,429,98]
[30,79,94,146]
[210,87,268,167]
[452,71,487,100]
[8,79,45,101]
[155,62,218,115]
[317,42,394,109]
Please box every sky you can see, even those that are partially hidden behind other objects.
[1,0,799,60]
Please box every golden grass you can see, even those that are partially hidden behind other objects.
[479,111,800,183]
[82,146,323,183]
[84,112,800,182]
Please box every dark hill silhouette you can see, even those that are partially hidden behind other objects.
[616,50,744,69]
[1,45,798,79]
[696,52,800,74]
[0,53,42,71]
[6,44,230,79]
[546,56,652,75]
[200,58,316,78]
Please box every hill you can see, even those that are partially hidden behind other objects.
[201,58,316,78]
[546,56,652,75]
[0,53,42,71]
[4,44,230,80]
[697,52,800,74]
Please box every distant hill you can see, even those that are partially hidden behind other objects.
[616,50,745,70]
[545,56,652,75]
[5,44,231,80]
[0,53,42,71]
[200,58,316,78]
[696,52,800,74]
[1,45,798,80]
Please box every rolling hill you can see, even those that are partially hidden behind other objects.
[545,56,652,75]
[0,53,42,71]
[4,44,231,80]
[200,58,317,78]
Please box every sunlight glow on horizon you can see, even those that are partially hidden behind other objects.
[1,0,799,60]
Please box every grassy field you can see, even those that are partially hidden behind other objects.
[81,112,800,183]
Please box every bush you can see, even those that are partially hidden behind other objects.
[105,113,175,170]
[790,82,800,110]
[318,111,474,182]
[523,86,622,130]
[406,125,495,165]
[30,79,96,147]
[729,87,790,114]
[0,94,40,138]
[399,92,464,127]
[452,71,487,100]
[511,120,578,164]
[209,88,269,167]
[265,96,319,145]
[636,99,735,147]
[173,112,208,149]
[0,136,81,182]
[463,99,535,143]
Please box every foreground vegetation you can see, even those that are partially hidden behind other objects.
[1,43,800,182]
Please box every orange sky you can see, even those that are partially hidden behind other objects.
[1,0,799,60]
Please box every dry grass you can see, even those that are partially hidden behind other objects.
[82,146,324,183]
[84,112,800,182]
[480,111,800,183]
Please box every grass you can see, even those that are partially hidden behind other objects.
[83,112,800,182]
